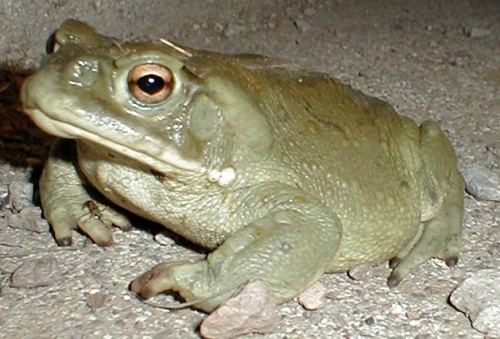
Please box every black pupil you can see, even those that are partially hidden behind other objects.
[137,74,165,95]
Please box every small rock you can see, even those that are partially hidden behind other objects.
[390,303,405,316]
[463,26,492,38]
[48,0,69,7]
[10,256,59,288]
[406,310,422,320]
[223,23,244,37]
[324,289,336,299]
[486,141,500,154]
[462,167,500,201]
[153,232,175,246]
[200,280,281,339]
[267,21,276,30]
[0,215,6,228]
[297,281,327,310]
[85,291,107,312]
[7,206,50,233]
[486,142,500,169]
[348,264,372,281]
[0,163,12,172]
[448,49,471,66]
[473,306,500,336]
[154,329,176,339]
[293,18,310,33]
[214,22,225,33]
[8,181,34,212]
[364,316,375,325]
[303,7,316,16]
[0,184,8,208]
[415,334,433,339]
[449,269,500,337]
[429,40,438,48]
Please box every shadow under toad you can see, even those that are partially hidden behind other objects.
[0,65,54,167]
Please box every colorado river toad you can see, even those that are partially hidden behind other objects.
[21,20,464,312]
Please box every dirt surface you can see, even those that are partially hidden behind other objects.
[0,1,499,338]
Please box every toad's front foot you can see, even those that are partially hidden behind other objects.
[130,260,220,310]
[41,139,132,246]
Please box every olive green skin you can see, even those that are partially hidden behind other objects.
[21,20,464,312]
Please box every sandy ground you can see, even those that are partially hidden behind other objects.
[0,1,499,338]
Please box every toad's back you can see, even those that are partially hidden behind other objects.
[221,63,425,269]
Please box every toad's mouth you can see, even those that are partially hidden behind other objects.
[24,106,203,174]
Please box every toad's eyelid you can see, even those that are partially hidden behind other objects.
[113,52,165,68]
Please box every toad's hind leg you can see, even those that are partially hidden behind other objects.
[387,121,464,287]
[130,186,343,312]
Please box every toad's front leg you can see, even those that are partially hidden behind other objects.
[131,197,342,312]
[40,139,132,246]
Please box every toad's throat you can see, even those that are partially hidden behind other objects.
[24,107,203,174]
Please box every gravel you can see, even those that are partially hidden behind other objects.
[0,0,499,338]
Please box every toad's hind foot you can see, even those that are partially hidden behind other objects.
[387,121,464,287]
[387,194,462,287]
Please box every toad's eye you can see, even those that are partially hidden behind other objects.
[128,64,173,104]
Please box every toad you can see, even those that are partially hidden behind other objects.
[21,20,464,312]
